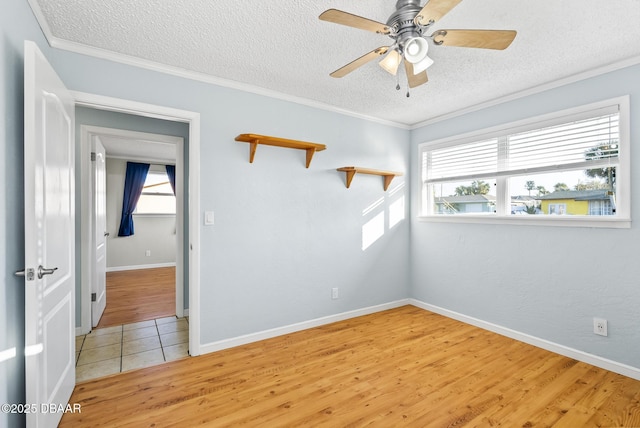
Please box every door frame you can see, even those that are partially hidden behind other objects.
[80,125,185,327]
[74,91,201,357]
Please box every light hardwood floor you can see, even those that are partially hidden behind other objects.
[62,305,640,427]
[96,267,176,328]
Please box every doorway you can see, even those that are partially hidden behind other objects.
[80,125,185,329]
[74,92,201,381]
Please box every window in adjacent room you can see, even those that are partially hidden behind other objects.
[419,96,629,227]
[135,168,176,215]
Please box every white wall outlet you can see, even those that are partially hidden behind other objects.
[593,318,608,336]
[145,250,151,257]
[331,288,339,300]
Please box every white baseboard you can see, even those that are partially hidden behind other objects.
[199,299,410,355]
[75,326,89,336]
[106,262,176,272]
[409,298,640,381]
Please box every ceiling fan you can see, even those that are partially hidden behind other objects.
[319,0,517,94]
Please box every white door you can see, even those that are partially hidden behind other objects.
[23,40,75,428]
[91,138,107,326]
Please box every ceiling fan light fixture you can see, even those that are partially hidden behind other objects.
[403,37,429,63]
[379,49,402,75]
[403,37,433,75]
[412,54,434,74]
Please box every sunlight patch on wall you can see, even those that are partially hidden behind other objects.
[0,347,17,363]
[362,197,385,216]
[389,196,405,229]
[362,211,385,250]
[361,182,406,251]
[388,182,406,229]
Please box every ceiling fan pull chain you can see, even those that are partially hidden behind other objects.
[405,71,410,97]
[396,69,401,90]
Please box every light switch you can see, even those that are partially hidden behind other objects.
[204,211,215,225]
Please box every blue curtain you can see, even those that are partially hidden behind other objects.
[118,162,150,236]
[165,165,176,195]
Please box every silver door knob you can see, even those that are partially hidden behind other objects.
[104,232,110,237]
[38,265,58,279]
[15,268,35,280]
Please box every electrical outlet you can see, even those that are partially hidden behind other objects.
[145,250,151,257]
[331,288,339,300]
[593,318,608,336]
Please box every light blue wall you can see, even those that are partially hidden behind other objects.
[51,55,411,344]
[1,3,410,425]
[410,63,640,368]
[64,62,411,341]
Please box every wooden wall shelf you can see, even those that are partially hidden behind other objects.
[337,167,403,191]
[235,134,327,168]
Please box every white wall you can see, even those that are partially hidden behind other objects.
[106,159,176,269]
[410,63,640,371]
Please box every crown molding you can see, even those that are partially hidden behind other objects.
[28,0,639,131]
[410,54,640,129]
[54,37,410,130]
[27,0,409,130]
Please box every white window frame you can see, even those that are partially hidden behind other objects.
[418,96,630,228]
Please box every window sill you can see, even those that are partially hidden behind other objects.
[417,214,631,229]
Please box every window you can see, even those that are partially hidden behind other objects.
[135,170,176,215]
[548,204,566,215]
[419,97,629,227]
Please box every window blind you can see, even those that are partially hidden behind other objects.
[507,113,619,171]
[424,108,619,184]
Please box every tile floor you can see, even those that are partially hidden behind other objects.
[75,316,189,383]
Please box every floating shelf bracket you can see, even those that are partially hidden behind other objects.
[337,166,403,191]
[235,134,327,168]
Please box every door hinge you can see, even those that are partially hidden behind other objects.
[91,293,97,302]
[91,152,96,161]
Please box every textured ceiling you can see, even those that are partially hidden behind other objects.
[30,0,640,126]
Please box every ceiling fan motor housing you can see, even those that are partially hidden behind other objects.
[388,0,433,74]
[388,0,428,52]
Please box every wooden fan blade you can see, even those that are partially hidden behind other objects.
[432,29,517,50]
[416,0,463,26]
[379,50,401,75]
[330,47,390,78]
[319,9,391,35]
[404,61,428,88]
